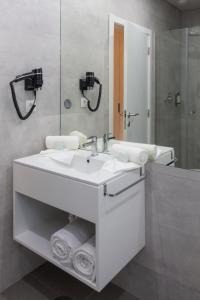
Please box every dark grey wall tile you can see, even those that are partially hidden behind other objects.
[115,163,200,299]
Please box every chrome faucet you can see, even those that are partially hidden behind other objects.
[103,133,115,152]
[82,136,98,156]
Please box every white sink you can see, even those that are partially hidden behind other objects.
[14,150,123,185]
[71,153,107,174]
[49,150,111,175]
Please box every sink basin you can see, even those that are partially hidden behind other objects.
[71,154,106,174]
[49,150,111,175]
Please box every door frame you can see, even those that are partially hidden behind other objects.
[109,14,153,143]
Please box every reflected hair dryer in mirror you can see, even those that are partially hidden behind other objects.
[10,68,43,120]
[79,72,102,112]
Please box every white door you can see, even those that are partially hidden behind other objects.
[125,23,150,143]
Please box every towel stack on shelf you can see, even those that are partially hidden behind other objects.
[50,218,96,282]
[73,236,96,282]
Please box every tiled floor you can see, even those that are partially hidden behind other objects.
[0,263,140,300]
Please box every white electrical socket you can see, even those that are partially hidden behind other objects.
[81,97,88,108]
[26,100,36,113]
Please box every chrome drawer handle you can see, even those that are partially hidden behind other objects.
[104,176,145,198]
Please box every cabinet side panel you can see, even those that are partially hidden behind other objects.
[97,181,145,290]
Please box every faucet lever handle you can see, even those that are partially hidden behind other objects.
[104,132,115,140]
[88,136,97,142]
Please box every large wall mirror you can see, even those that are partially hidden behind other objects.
[60,4,200,171]
[109,15,154,144]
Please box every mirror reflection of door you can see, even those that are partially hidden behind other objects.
[111,16,152,144]
[126,23,149,144]
[114,23,124,140]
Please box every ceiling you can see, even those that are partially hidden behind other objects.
[165,0,200,10]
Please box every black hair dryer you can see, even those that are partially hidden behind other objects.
[10,68,43,120]
[79,72,102,112]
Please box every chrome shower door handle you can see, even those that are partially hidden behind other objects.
[128,112,140,118]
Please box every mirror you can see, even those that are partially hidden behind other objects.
[60,4,199,171]
[156,27,200,170]
[109,15,200,170]
[60,1,108,138]
[109,15,153,144]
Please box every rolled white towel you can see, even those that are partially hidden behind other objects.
[73,236,96,282]
[70,131,87,147]
[123,142,157,160]
[109,140,157,160]
[111,144,148,165]
[46,136,79,150]
[50,218,94,268]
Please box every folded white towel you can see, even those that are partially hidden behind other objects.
[49,150,76,166]
[50,218,94,268]
[102,159,140,173]
[111,144,148,165]
[73,236,96,282]
[40,149,58,156]
[46,136,79,150]
[70,131,87,147]
[155,146,174,159]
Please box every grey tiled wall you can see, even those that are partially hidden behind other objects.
[182,9,200,28]
[0,0,60,292]
[114,163,200,300]
[156,27,200,170]
[186,34,200,169]
[0,0,182,294]
[155,30,182,166]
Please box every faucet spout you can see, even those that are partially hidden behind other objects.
[82,136,98,156]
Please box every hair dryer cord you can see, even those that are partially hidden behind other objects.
[82,82,102,112]
[10,81,36,120]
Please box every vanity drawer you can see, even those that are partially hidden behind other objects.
[100,170,144,213]
[13,163,99,223]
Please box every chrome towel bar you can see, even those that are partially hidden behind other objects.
[103,176,145,198]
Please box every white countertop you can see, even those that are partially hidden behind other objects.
[14,151,142,186]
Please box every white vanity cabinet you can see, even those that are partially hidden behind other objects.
[13,154,145,292]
